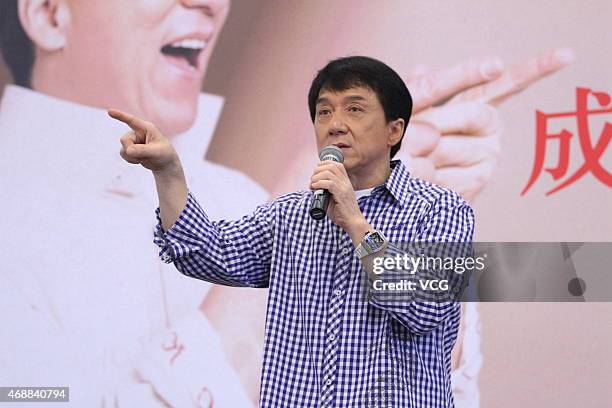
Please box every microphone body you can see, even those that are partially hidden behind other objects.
[309,145,344,220]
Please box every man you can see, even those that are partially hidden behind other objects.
[0,0,263,405]
[110,56,474,407]
[203,47,573,406]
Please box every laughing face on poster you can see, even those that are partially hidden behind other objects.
[0,0,266,406]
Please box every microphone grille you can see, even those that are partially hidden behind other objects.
[319,145,344,163]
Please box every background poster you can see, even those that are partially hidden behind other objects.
[1,1,610,407]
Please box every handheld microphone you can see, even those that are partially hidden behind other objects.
[309,145,344,220]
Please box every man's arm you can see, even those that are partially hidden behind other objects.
[366,196,474,335]
[109,108,274,288]
[154,190,275,288]
[108,108,189,230]
[309,160,473,335]
[153,161,189,232]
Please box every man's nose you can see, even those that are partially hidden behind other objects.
[328,116,348,136]
[180,0,229,16]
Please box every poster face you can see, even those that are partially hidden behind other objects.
[1,1,610,407]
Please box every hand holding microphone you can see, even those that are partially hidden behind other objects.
[309,145,344,220]
[309,146,369,235]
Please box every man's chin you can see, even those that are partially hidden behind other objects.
[342,158,358,171]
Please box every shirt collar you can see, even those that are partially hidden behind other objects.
[376,159,410,205]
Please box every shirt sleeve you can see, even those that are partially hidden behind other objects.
[368,192,475,335]
[154,190,275,288]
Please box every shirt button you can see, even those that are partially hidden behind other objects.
[334,289,342,296]
[342,247,350,255]
[329,334,335,341]
[326,379,333,385]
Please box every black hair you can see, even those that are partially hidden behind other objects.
[308,56,412,159]
[0,0,35,87]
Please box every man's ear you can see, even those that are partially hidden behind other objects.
[387,118,405,148]
[18,0,71,51]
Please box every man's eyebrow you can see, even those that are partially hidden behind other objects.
[315,95,369,105]
[315,96,331,106]
[343,95,369,103]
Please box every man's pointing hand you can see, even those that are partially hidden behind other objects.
[108,108,179,173]
[108,108,188,230]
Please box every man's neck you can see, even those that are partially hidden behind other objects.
[348,160,392,190]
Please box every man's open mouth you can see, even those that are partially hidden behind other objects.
[160,38,206,71]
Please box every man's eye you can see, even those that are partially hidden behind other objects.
[318,109,331,116]
[348,106,364,112]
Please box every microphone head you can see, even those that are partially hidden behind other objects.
[319,145,344,163]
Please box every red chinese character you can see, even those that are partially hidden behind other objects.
[522,87,612,195]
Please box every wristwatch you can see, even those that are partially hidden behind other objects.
[355,230,387,259]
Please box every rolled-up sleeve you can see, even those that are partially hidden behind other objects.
[368,193,475,335]
[154,191,275,288]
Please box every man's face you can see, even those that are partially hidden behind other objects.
[60,0,229,135]
[314,86,396,174]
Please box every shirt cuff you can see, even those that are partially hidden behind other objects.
[153,191,211,264]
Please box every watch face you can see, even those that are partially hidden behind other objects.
[366,231,385,250]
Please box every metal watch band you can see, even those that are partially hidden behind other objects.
[355,230,386,259]
[355,243,369,259]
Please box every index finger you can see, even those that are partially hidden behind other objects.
[408,57,505,112]
[453,47,575,105]
[315,160,348,176]
[107,108,149,132]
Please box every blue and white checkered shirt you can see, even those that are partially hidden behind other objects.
[154,160,474,408]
